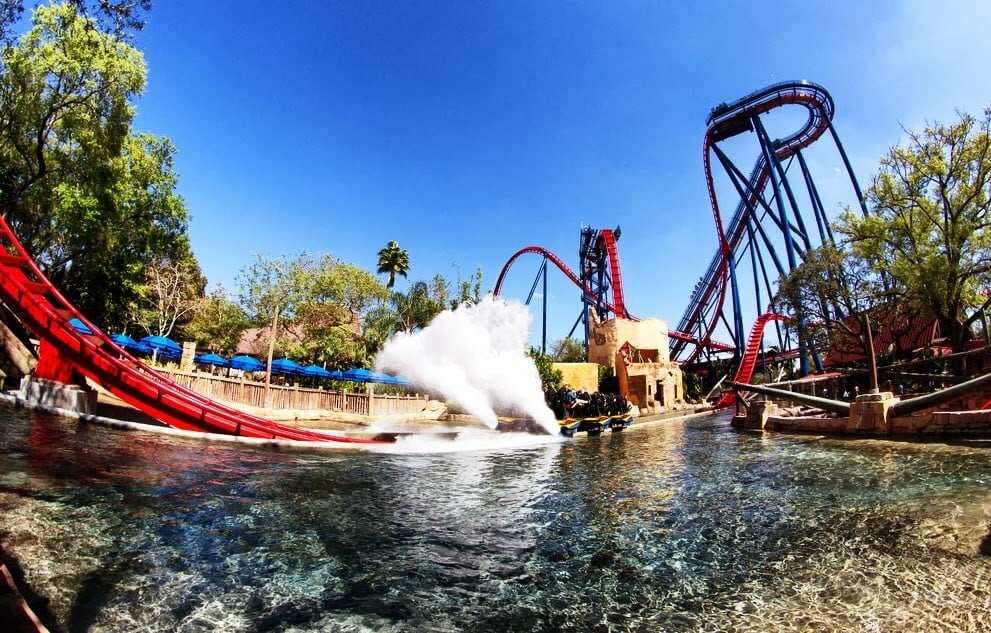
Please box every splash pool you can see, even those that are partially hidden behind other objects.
[1,404,989,631]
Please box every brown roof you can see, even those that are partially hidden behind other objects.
[823,309,940,366]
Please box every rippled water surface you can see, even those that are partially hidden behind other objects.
[1,405,990,632]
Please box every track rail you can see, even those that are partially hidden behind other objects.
[494,246,582,298]
[713,312,789,408]
[674,81,835,363]
[0,214,388,444]
[493,244,633,319]
[494,241,736,352]
[598,229,629,319]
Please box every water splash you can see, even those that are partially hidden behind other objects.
[374,296,558,434]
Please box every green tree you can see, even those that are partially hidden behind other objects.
[237,253,313,399]
[238,253,391,370]
[549,337,587,362]
[839,107,991,356]
[390,281,440,332]
[289,256,389,367]
[0,4,193,328]
[376,240,409,288]
[312,257,390,324]
[389,271,483,333]
[357,267,486,359]
[128,253,206,338]
[0,0,149,47]
[183,285,249,353]
[529,347,562,388]
[449,264,484,309]
[360,299,400,359]
[773,242,891,388]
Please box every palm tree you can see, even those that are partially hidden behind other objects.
[376,241,410,288]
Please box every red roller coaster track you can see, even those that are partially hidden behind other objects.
[493,231,630,318]
[0,214,389,445]
[713,312,789,408]
[493,239,734,352]
[675,81,835,364]
[493,235,779,409]
[596,229,629,319]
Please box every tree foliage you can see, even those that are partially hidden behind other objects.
[359,300,399,363]
[385,269,484,335]
[376,240,409,288]
[449,264,484,310]
[311,258,389,321]
[237,252,391,365]
[0,0,150,47]
[287,259,388,367]
[0,3,192,328]
[183,285,248,353]
[390,280,440,333]
[529,347,562,388]
[549,337,586,362]
[773,242,892,373]
[359,268,485,361]
[238,253,314,328]
[127,254,205,337]
[839,107,991,353]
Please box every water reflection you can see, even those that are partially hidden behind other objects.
[0,405,989,632]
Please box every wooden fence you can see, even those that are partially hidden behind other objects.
[156,367,428,417]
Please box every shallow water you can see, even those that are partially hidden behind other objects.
[1,405,989,632]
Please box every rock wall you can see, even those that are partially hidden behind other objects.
[553,362,599,393]
[588,317,670,369]
[588,316,684,413]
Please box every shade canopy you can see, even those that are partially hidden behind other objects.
[110,334,140,349]
[270,358,304,375]
[194,353,229,367]
[140,335,182,360]
[301,364,332,379]
[341,367,373,382]
[229,355,264,372]
[379,373,412,386]
[111,333,154,356]
[329,369,345,380]
[69,317,93,335]
[110,333,137,348]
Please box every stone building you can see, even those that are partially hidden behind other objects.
[588,315,684,415]
[553,362,599,394]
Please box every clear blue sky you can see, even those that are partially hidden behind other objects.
[129,0,991,344]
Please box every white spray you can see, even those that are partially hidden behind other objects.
[374,295,558,435]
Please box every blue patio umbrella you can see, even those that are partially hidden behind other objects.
[329,369,345,380]
[140,335,182,360]
[229,355,264,372]
[69,317,93,335]
[270,358,304,375]
[342,368,373,382]
[194,353,229,367]
[131,342,155,356]
[110,333,153,356]
[110,333,137,348]
[378,373,412,386]
[301,364,332,379]
[370,371,394,384]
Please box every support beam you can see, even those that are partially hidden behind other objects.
[0,317,36,376]
[728,380,851,416]
[890,371,991,417]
